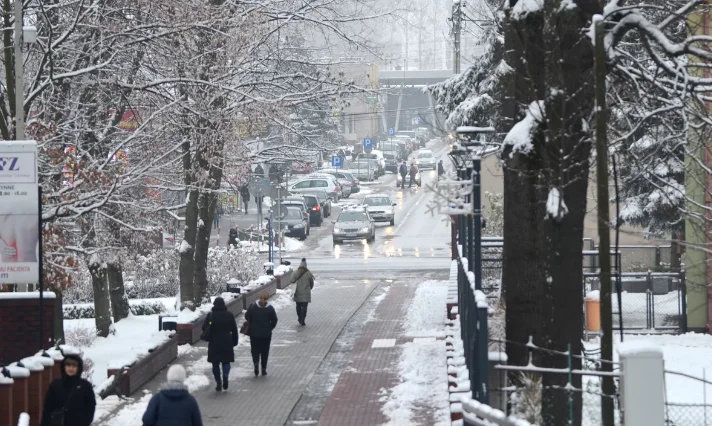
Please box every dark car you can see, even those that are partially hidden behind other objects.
[301,194,324,226]
[299,188,332,217]
[275,197,311,236]
[279,206,309,240]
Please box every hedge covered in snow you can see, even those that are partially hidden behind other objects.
[64,300,167,319]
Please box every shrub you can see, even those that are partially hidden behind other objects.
[64,301,167,319]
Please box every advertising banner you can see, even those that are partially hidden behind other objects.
[0,141,39,284]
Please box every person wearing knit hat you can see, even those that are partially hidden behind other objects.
[142,364,203,426]
[290,257,315,325]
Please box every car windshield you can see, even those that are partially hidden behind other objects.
[418,152,433,158]
[338,211,368,222]
[283,208,302,219]
[282,202,303,210]
[364,197,391,206]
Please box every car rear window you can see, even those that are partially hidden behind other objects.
[303,196,318,207]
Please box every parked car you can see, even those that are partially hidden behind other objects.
[318,169,360,196]
[307,172,350,198]
[356,152,385,177]
[348,160,376,182]
[288,178,340,202]
[332,207,376,244]
[396,170,422,187]
[278,206,309,240]
[162,232,177,250]
[298,188,332,217]
[301,193,324,226]
[362,194,396,226]
[275,196,311,236]
[382,150,399,173]
[291,161,313,175]
[415,150,436,170]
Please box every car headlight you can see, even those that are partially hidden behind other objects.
[334,228,342,233]
[294,223,304,228]
[359,227,369,232]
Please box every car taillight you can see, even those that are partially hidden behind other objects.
[353,180,358,185]
[314,205,321,211]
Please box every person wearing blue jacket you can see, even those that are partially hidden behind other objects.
[142,364,202,426]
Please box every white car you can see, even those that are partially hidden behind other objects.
[288,178,340,202]
[415,150,436,170]
[308,172,351,198]
[362,194,396,226]
[348,160,376,181]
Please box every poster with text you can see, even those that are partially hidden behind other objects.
[0,141,39,284]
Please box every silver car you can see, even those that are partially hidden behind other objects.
[415,150,436,170]
[332,208,376,244]
[362,194,396,226]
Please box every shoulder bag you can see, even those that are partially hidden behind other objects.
[240,304,252,336]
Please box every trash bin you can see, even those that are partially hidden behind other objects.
[585,291,601,332]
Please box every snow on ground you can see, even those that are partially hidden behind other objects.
[380,280,450,425]
[239,236,304,253]
[65,315,174,387]
[102,393,153,426]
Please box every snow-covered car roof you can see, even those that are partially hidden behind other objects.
[363,193,391,199]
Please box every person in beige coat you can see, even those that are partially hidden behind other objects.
[290,258,315,325]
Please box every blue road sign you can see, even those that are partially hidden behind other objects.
[331,155,343,168]
[363,138,373,148]
[388,128,396,136]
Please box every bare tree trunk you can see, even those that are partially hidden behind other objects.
[53,290,65,344]
[179,187,199,310]
[107,260,130,321]
[194,192,217,305]
[89,260,112,337]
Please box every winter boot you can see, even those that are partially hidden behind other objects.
[254,362,259,377]
[215,380,222,392]
[223,375,229,390]
[261,367,267,376]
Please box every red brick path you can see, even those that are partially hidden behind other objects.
[318,281,428,426]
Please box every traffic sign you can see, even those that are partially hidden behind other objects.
[388,128,396,136]
[331,155,343,168]
[363,138,373,154]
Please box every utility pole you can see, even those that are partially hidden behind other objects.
[452,0,462,74]
[594,17,615,426]
[15,0,24,140]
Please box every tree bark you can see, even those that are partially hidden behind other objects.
[179,186,199,310]
[193,192,215,305]
[107,260,130,322]
[501,4,594,425]
[89,260,112,337]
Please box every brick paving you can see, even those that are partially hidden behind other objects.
[317,280,421,426]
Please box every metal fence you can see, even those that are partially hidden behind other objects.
[584,272,687,333]
[456,253,490,404]
[664,370,712,425]
[582,238,674,273]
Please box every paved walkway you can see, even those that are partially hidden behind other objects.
[125,278,379,426]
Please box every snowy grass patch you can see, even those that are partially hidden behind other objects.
[103,393,153,426]
[380,280,450,425]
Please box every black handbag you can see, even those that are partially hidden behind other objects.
[200,313,212,341]
[49,410,65,426]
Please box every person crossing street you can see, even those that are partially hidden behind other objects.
[240,183,250,214]
[409,162,419,188]
[437,160,445,180]
[398,161,408,188]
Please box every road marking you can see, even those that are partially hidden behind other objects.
[371,338,397,348]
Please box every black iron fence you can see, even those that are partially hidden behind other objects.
[456,253,490,404]
[664,370,712,425]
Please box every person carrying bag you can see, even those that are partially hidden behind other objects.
[41,354,95,426]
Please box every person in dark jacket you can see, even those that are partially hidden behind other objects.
[409,162,419,188]
[41,354,96,426]
[244,291,278,376]
[240,184,250,214]
[227,228,239,248]
[437,160,445,180]
[398,161,408,188]
[201,297,238,391]
[142,364,202,426]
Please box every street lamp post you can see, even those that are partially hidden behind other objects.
[14,2,36,140]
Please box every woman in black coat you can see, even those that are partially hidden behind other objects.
[202,297,238,391]
[41,354,96,426]
[244,291,278,376]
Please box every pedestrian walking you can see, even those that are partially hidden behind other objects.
[244,291,278,376]
[201,297,238,391]
[41,354,96,426]
[437,160,445,180]
[255,194,263,215]
[409,162,419,188]
[228,228,239,249]
[240,183,250,214]
[213,203,224,229]
[290,258,315,325]
[141,364,203,426]
[398,161,408,188]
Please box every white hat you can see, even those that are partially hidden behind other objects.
[166,364,187,382]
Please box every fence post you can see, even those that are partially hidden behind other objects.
[680,270,687,333]
[618,343,665,426]
[476,302,489,404]
[655,246,661,268]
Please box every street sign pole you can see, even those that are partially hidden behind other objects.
[277,186,282,264]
